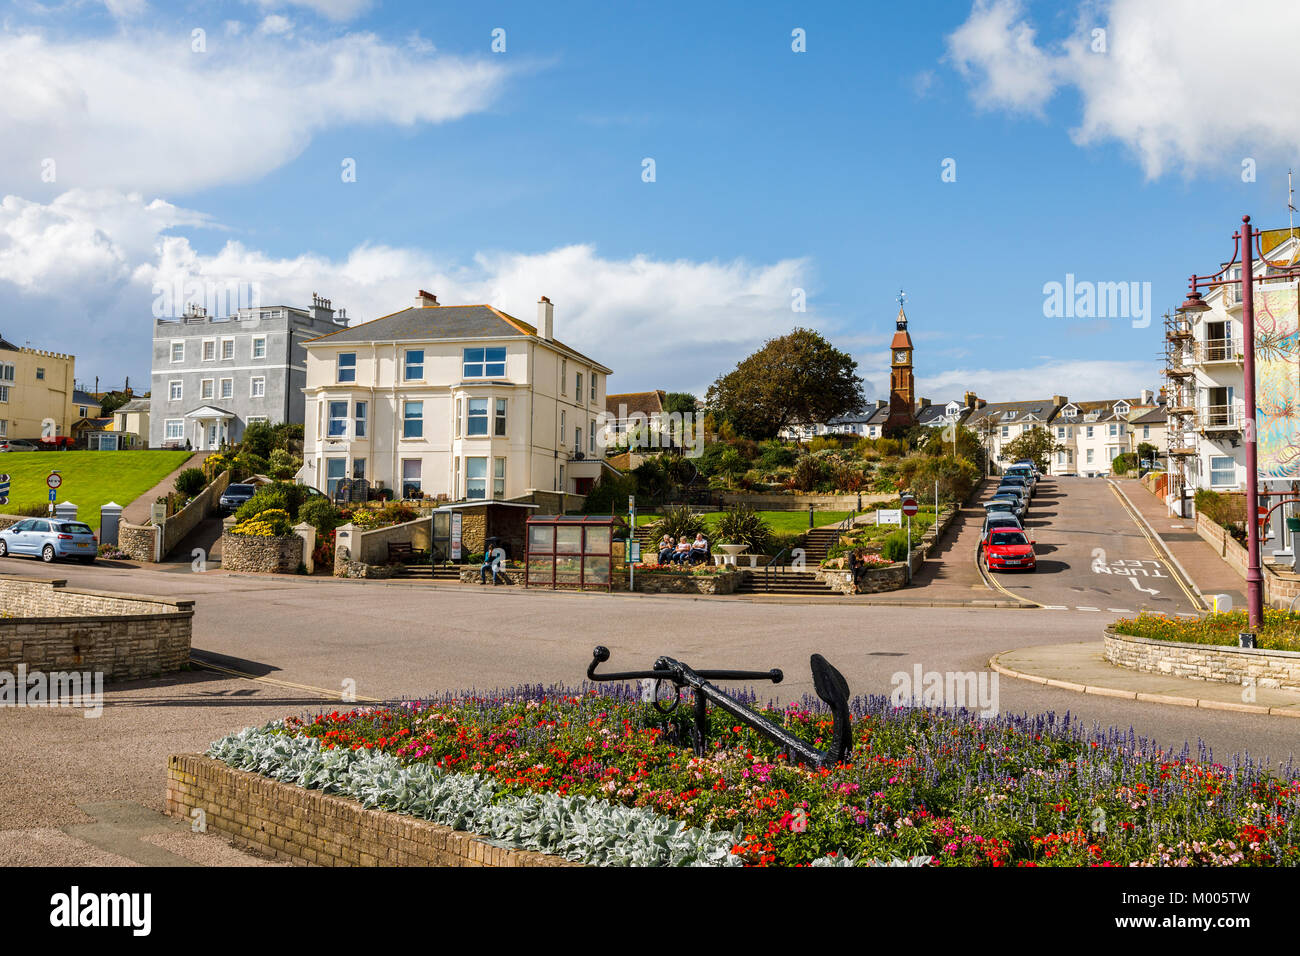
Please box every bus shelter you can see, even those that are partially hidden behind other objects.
[525,515,621,591]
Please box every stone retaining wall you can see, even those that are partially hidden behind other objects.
[118,521,159,562]
[166,753,575,867]
[618,569,744,594]
[1104,628,1300,690]
[0,576,192,680]
[1193,510,1300,608]
[812,503,956,594]
[221,533,303,574]
[161,470,230,559]
[338,560,401,579]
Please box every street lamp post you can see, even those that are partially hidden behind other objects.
[1178,215,1300,630]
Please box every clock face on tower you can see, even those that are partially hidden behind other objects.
[895,351,908,364]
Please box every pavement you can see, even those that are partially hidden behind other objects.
[991,641,1300,717]
[1110,478,1240,610]
[121,451,209,525]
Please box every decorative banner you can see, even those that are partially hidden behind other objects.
[1255,283,1300,477]
[451,513,463,560]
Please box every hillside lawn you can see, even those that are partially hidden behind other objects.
[0,450,193,532]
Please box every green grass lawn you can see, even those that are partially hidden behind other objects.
[635,510,853,533]
[0,450,194,532]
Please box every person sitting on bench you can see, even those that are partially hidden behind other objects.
[479,544,507,585]
[689,532,709,565]
[657,534,675,564]
[673,538,692,565]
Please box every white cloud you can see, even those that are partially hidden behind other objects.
[916,359,1160,403]
[0,189,827,395]
[0,28,511,193]
[258,15,293,36]
[947,0,1300,178]
[249,0,373,22]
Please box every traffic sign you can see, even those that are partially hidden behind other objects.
[901,499,919,517]
[49,489,57,502]
[46,472,62,490]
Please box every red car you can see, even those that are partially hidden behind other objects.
[982,528,1036,572]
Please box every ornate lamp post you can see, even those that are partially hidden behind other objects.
[1179,215,1300,629]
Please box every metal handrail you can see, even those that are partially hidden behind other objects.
[765,547,790,592]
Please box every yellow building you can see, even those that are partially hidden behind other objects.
[0,340,76,441]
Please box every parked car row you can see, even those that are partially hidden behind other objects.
[981,459,1041,572]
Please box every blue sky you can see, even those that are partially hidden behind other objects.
[3,0,1299,403]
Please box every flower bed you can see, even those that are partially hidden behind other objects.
[205,687,1300,867]
[1113,610,1300,652]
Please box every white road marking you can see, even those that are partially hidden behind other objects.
[1043,605,1068,610]
[1129,577,1159,595]
[1107,608,1132,613]
[1076,606,1100,611]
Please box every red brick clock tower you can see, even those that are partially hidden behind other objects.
[884,297,917,436]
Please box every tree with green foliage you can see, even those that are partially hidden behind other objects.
[999,428,1064,473]
[706,329,864,439]
[919,422,983,461]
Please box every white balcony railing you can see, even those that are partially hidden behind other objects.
[1197,402,1245,430]
[1193,337,1242,363]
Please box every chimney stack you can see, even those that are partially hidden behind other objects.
[1140,388,1154,405]
[919,397,931,408]
[964,391,978,409]
[416,290,439,308]
[876,399,888,410]
[538,296,554,340]
[310,292,336,323]
[1051,395,1068,408]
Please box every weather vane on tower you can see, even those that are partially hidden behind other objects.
[897,288,907,309]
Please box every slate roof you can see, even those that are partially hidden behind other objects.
[965,399,1061,426]
[1129,405,1168,425]
[305,303,611,372]
[916,401,965,426]
[73,390,99,406]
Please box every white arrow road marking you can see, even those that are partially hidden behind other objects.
[1129,577,1159,595]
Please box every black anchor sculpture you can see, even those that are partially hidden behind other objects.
[586,646,854,769]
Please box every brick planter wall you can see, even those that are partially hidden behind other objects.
[166,754,575,867]
[222,533,303,574]
[0,576,192,681]
[1104,628,1300,690]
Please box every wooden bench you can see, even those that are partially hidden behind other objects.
[387,542,414,562]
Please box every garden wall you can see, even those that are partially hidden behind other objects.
[222,533,303,574]
[0,576,192,680]
[1104,628,1300,691]
[166,754,574,867]
[1194,511,1300,608]
[335,516,432,570]
[814,504,956,594]
[617,569,744,594]
[161,469,231,559]
[118,521,159,562]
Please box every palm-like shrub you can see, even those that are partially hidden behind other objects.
[651,505,706,544]
[714,505,773,554]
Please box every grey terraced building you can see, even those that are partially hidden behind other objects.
[149,295,349,450]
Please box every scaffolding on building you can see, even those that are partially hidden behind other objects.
[1163,310,1196,514]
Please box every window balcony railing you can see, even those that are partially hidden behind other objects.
[1196,402,1245,431]
[1193,337,1243,364]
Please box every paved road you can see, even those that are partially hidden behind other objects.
[977,476,1201,616]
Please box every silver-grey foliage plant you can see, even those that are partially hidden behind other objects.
[208,722,931,868]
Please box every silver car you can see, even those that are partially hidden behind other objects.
[0,518,98,563]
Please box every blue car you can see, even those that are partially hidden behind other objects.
[0,517,98,563]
